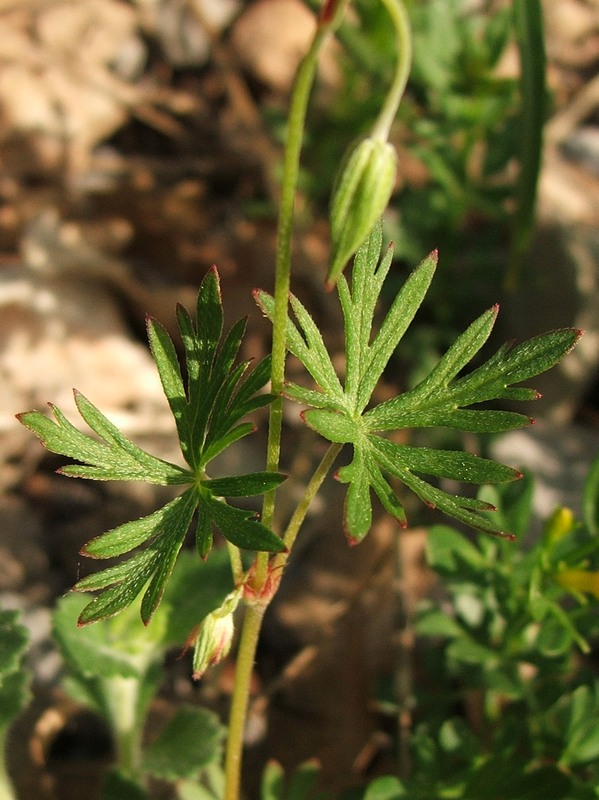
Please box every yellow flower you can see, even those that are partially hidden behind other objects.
[555,568,599,600]
[543,506,575,546]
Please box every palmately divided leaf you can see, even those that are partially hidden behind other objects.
[18,397,191,485]
[260,223,581,542]
[336,222,437,411]
[18,266,286,625]
[76,489,197,625]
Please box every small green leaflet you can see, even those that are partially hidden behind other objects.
[256,222,581,543]
[18,267,285,626]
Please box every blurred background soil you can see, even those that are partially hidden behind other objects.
[1,0,599,797]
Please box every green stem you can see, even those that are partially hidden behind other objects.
[277,442,343,559]
[223,9,347,798]
[223,604,264,800]
[260,23,330,545]
[0,729,17,800]
[371,0,412,142]
[103,676,143,777]
[226,541,244,586]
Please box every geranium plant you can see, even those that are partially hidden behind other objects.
[14,1,581,798]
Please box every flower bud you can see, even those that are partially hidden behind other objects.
[555,567,599,601]
[192,588,241,680]
[327,136,397,288]
[543,506,574,546]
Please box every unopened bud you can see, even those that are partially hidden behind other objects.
[543,506,575,547]
[327,136,397,287]
[192,588,241,680]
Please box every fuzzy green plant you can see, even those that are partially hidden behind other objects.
[15,1,581,798]
[0,611,31,800]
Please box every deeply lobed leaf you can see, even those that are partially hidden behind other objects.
[19,267,286,625]
[259,223,581,542]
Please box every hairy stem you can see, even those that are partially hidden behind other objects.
[223,10,346,800]
[260,23,330,552]
[278,442,343,558]
[223,603,264,800]
[371,0,412,142]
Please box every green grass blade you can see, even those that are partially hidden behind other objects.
[506,0,546,289]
